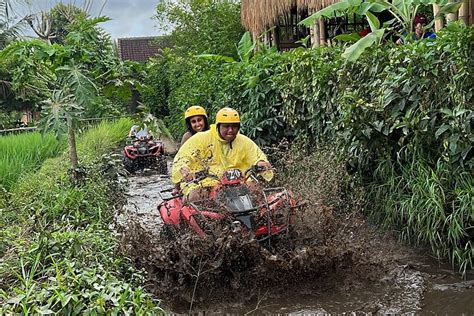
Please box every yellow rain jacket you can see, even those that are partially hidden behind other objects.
[172,124,272,195]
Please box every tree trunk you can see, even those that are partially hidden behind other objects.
[432,4,444,31]
[318,18,326,46]
[67,117,79,170]
[128,88,140,113]
[459,0,469,25]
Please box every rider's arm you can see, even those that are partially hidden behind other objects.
[180,132,192,146]
[242,136,273,181]
[171,133,205,184]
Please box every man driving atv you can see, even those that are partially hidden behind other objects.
[172,107,272,201]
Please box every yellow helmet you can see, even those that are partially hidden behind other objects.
[184,106,207,119]
[215,107,240,124]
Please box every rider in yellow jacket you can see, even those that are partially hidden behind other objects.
[172,107,272,199]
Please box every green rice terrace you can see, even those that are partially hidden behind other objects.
[0,0,472,314]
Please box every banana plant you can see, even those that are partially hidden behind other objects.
[300,0,463,61]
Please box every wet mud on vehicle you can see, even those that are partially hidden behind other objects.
[123,134,167,174]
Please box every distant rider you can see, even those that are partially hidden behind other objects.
[172,107,272,201]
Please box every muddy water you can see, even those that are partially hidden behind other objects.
[115,169,474,315]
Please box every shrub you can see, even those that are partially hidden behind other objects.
[0,118,163,314]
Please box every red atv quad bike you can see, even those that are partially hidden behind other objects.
[158,166,302,246]
[123,131,167,174]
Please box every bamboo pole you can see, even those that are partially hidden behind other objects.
[318,18,326,46]
[308,8,320,47]
[313,20,320,47]
[470,0,474,25]
[459,0,469,24]
[432,4,444,31]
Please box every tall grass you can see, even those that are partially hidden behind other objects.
[0,133,63,191]
[367,156,473,277]
[0,117,163,314]
[77,118,133,161]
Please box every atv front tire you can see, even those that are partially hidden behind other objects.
[123,156,137,173]
[157,157,168,175]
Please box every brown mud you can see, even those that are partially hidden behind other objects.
[115,168,473,314]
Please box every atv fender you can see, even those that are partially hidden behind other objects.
[158,198,182,226]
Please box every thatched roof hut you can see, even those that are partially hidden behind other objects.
[241,0,337,37]
[242,0,474,49]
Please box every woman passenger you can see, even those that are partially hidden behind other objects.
[181,106,209,146]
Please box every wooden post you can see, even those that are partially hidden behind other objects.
[318,18,326,46]
[459,0,469,24]
[313,21,320,47]
[470,0,474,25]
[308,9,320,47]
[432,4,444,31]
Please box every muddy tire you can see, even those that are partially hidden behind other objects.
[160,224,176,240]
[157,157,168,175]
[123,156,137,173]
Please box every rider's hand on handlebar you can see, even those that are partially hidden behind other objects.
[180,166,194,182]
[172,187,181,196]
[256,160,272,171]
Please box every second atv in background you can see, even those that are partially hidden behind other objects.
[123,128,167,174]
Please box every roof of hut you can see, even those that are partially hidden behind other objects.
[241,0,337,35]
[117,36,170,62]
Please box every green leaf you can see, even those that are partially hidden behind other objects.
[335,32,361,42]
[238,31,255,63]
[435,125,450,138]
[196,53,235,63]
[435,1,463,18]
[299,1,351,26]
[7,294,25,304]
[356,2,388,15]
[365,11,380,32]
[342,29,385,61]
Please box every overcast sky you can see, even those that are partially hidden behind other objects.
[16,0,166,39]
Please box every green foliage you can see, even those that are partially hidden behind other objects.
[0,109,21,128]
[141,56,170,118]
[300,0,463,61]
[0,8,126,116]
[154,0,244,58]
[367,157,473,276]
[0,132,63,190]
[0,118,162,314]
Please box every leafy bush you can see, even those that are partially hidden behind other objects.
[0,118,163,314]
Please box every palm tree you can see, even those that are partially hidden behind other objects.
[0,0,26,49]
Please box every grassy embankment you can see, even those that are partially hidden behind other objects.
[0,118,163,314]
[0,132,63,191]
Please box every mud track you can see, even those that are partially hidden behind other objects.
[114,168,473,314]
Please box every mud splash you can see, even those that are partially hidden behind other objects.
[113,166,452,314]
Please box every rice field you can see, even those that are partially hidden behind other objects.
[0,132,64,191]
